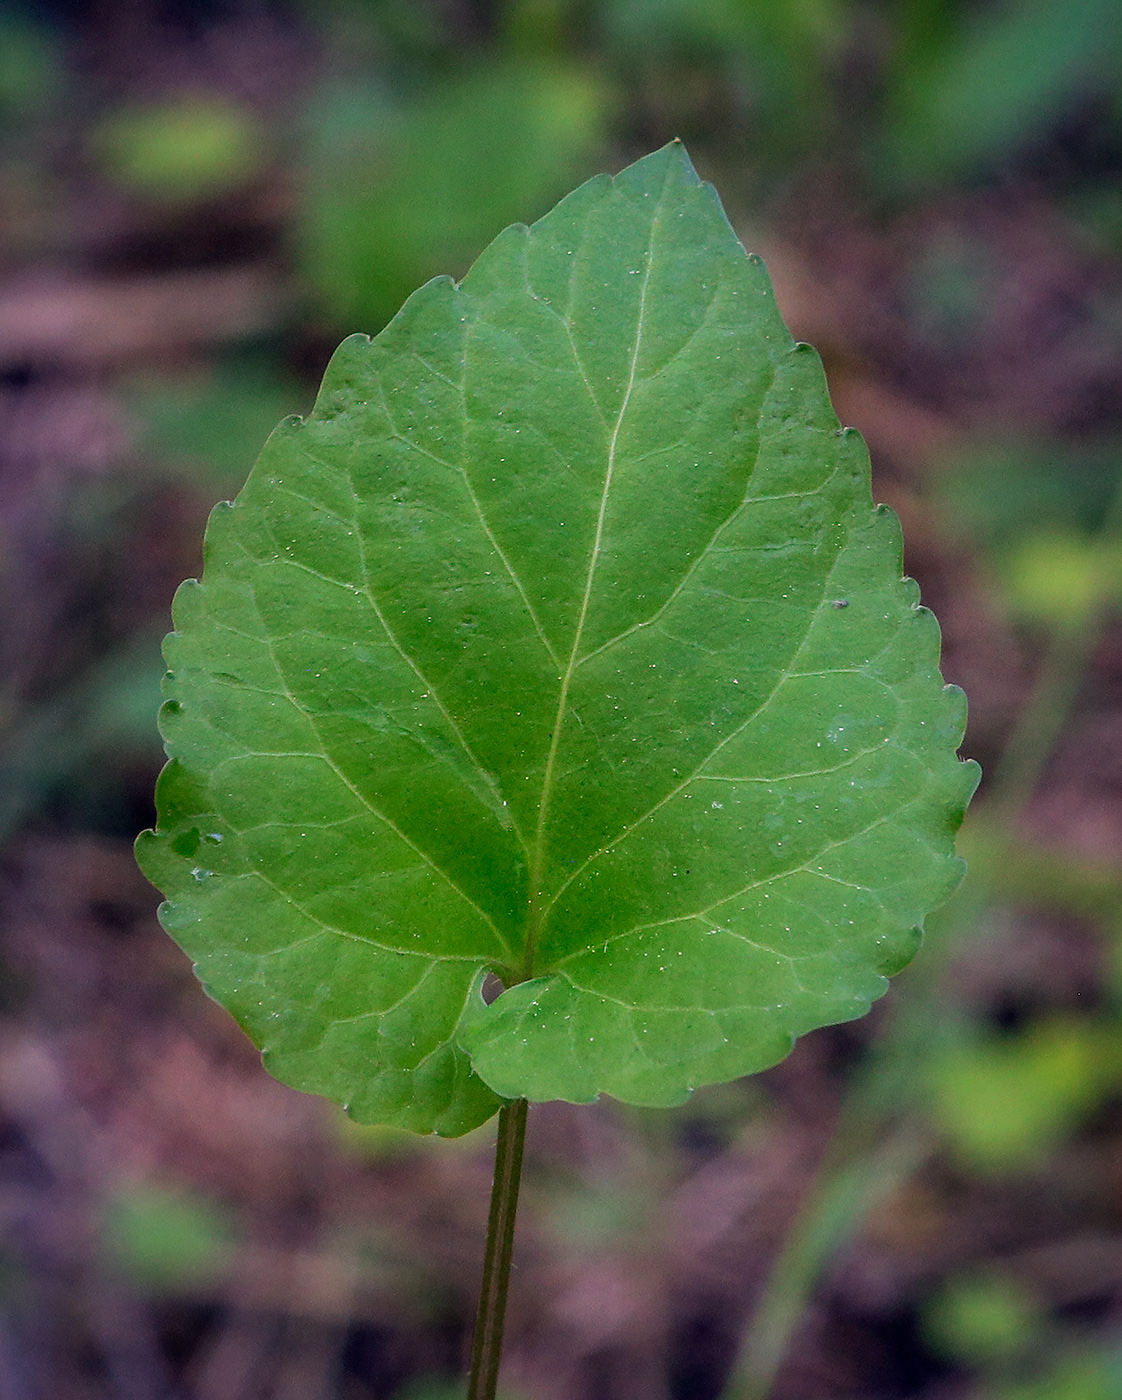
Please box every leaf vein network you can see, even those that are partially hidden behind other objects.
[632,283,723,386]
[333,460,525,853]
[456,321,565,670]
[572,379,779,670]
[698,733,898,783]
[242,867,487,962]
[271,481,357,531]
[369,373,564,674]
[528,159,672,969]
[313,961,441,1031]
[549,792,918,973]
[238,578,515,958]
[518,221,607,426]
[521,278,608,427]
[550,974,764,1019]
[545,520,879,910]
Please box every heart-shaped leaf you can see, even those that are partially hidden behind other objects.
[137,142,978,1136]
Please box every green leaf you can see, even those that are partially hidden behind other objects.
[137,142,977,1136]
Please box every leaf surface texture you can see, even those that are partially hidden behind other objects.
[138,144,978,1134]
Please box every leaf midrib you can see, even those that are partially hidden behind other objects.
[522,174,667,981]
[249,166,858,993]
[537,503,872,931]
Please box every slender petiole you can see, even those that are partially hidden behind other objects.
[468,1097,529,1400]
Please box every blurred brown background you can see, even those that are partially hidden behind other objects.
[2,2,1122,1398]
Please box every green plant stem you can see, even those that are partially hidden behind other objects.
[468,1097,529,1400]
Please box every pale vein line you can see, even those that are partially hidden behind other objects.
[752,485,838,502]
[548,217,609,425]
[228,531,358,594]
[273,482,355,530]
[457,319,564,672]
[412,414,574,478]
[625,1013,656,1066]
[328,469,528,855]
[551,796,920,972]
[551,976,764,1018]
[370,375,562,672]
[305,962,440,1033]
[252,931,322,959]
[546,621,829,907]
[575,439,831,670]
[551,911,730,972]
[633,283,721,386]
[238,575,515,960]
[247,868,486,961]
[803,602,925,676]
[697,807,906,916]
[698,923,804,964]
[410,349,461,391]
[806,870,866,892]
[463,474,563,672]
[281,710,513,960]
[214,750,332,762]
[234,816,365,834]
[624,436,692,467]
[545,588,837,912]
[212,620,271,645]
[521,275,609,428]
[697,735,896,783]
[211,676,290,699]
[527,171,669,966]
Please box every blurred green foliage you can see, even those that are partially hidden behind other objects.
[1002,530,1122,632]
[925,1273,1122,1400]
[127,357,310,491]
[936,446,1122,633]
[299,58,607,330]
[105,1183,234,1292]
[924,1269,1041,1366]
[997,1351,1122,1400]
[937,445,1122,548]
[92,96,265,203]
[0,9,58,124]
[883,0,1122,185]
[931,1017,1122,1173]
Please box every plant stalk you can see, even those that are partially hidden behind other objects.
[468,1097,529,1400]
